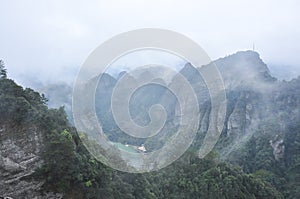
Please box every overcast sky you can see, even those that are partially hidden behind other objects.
[0,0,300,86]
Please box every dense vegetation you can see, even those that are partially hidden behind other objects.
[0,60,299,198]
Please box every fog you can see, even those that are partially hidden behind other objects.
[0,0,300,87]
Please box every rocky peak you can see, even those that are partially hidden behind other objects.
[203,51,276,91]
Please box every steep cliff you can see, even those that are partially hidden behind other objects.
[0,124,43,198]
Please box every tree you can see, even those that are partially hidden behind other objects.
[39,129,76,193]
[0,60,7,78]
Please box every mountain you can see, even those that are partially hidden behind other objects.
[0,70,284,199]
[211,51,276,89]
[1,51,299,198]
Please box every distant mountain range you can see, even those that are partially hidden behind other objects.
[39,50,286,150]
[36,51,300,169]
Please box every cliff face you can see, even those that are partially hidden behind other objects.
[0,123,44,198]
[214,52,276,140]
[215,52,273,138]
[0,123,64,199]
[193,51,272,133]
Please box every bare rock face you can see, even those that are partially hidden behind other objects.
[223,90,262,138]
[0,123,62,199]
[270,136,285,161]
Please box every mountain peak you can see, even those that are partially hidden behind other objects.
[214,50,268,73]
[222,51,273,73]
[200,50,276,90]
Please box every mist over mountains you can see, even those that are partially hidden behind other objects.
[1,50,300,198]
[38,50,286,125]
[37,50,299,153]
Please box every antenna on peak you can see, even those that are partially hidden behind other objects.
[252,42,255,51]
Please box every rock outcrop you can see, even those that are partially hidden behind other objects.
[270,135,285,161]
[0,123,62,199]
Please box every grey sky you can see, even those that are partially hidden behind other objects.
[0,0,299,86]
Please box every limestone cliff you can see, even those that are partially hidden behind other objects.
[0,123,63,198]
